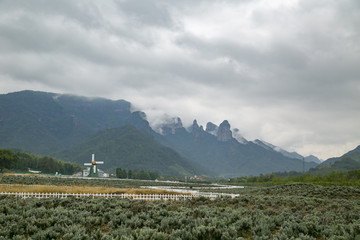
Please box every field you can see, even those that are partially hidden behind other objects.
[0,174,212,189]
[0,184,185,196]
[1,175,360,239]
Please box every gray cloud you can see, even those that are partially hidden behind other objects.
[0,0,359,159]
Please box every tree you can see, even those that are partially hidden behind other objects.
[0,149,18,171]
[149,172,159,180]
[128,169,133,179]
[138,170,150,180]
[116,168,127,179]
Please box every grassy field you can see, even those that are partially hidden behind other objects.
[0,174,214,189]
[0,184,185,195]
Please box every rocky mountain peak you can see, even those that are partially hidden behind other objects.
[159,117,183,135]
[217,120,233,142]
[189,120,205,137]
[206,122,218,136]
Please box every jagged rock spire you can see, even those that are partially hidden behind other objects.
[160,117,183,135]
[206,122,218,136]
[189,120,204,137]
[217,120,233,142]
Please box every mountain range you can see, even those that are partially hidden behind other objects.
[155,118,318,177]
[0,90,325,177]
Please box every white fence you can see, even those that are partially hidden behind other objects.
[0,192,211,201]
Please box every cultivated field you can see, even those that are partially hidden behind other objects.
[0,184,185,195]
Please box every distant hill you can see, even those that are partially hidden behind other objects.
[55,125,200,176]
[310,145,360,174]
[320,145,360,166]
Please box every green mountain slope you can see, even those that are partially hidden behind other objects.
[0,91,137,154]
[54,125,200,176]
[310,145,360,174]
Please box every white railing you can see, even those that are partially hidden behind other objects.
[0,192,208,201]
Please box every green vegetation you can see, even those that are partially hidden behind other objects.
[228,169,360,186]
[0,149,18,171]
[0,183,359,239]
[116,168,160,180]
[0,149,82,175]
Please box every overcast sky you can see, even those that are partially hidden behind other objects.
[1,0,359,160]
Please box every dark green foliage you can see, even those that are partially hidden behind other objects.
[229,169,360,186]
[332,157,360,170]
[115,169,161,180]
[56,125,199,176]
[1,149,82,175]
[0,149,18,171]
[0,184,359,239]
[116,168,127,179]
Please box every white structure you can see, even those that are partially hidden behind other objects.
[28,168,41,174]
[83,154,104,177]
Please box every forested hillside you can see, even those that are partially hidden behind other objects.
[55,125,201,176]
[0,91,136,154]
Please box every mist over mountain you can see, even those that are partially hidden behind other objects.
[157,119,318,177]
[253,139,322,164]
[1,90,322,177]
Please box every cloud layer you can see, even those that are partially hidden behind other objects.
[1,0,359,159]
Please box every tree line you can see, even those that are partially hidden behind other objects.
[116,168,159,180]
[228,169,360,186]
[0,149,82,175]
